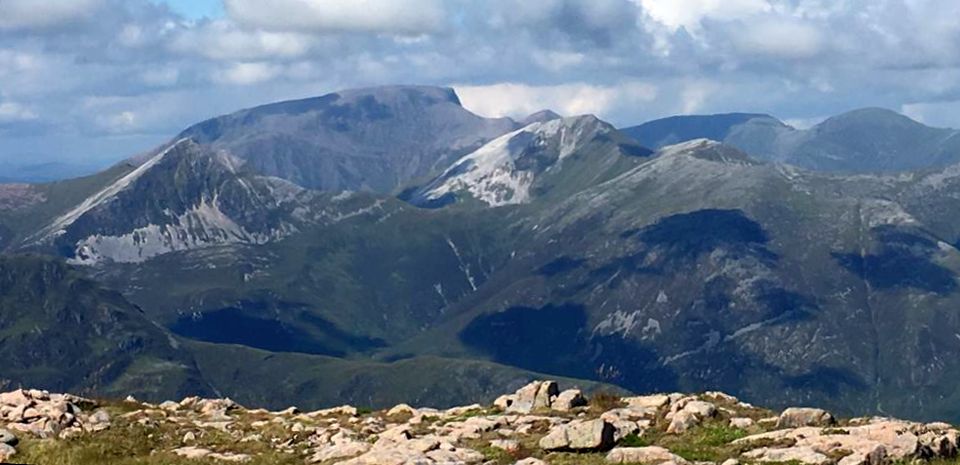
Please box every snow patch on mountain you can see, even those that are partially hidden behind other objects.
[422,116,607,206]
[29,139,190,244]
[67,196,296,265]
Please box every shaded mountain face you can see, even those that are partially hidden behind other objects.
[178,85,518,193]
[623,108,960,173]
[0,254,211,401]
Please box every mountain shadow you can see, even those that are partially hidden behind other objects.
[459,303,679,393]
[833,225,957,294]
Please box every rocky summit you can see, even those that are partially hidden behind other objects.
[2,382,959,465]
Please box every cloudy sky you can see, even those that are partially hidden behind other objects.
[2,0,960,171]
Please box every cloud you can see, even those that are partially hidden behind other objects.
[731,19,824,59]
[170,20,315,60]
[0,0,104,31]
[0,102,38,123]
[679,79,720,114]
[454,82,658,119]
[3,0,960,167]
[214,62,283,85]
[637,0,769,31]
[223,0,446,35]
[902,100,960,129]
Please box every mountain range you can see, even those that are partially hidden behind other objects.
[3,85,960,423]
[623,108,960,173]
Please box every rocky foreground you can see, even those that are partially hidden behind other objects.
[1,382,959,465]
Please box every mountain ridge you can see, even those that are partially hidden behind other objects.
[623,107,960,173]
[7,86,960,425]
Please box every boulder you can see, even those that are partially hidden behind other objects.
[515,459,548,465]
[386,403,418,417]
[0,428,17,446]
[624,394,671,410]
[606,446,690,464]
[534,381,559,410]
[729,417,754,429]
[508,380,559,413]
[0,390,30,407]
[553,389,587,411]
[489,439,520,453]
[173,446,212,459]
[494,395,515,410]
[777,408,835,428]
[308,441,370,463]
[601,407,656,422]
[539,419,614,451]
[666,398,717,433]
[742,446,832,465]
[0,443,16,462]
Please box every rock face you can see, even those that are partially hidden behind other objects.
[3,382,960,465]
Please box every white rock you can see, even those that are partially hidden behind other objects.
[606,446,690,464]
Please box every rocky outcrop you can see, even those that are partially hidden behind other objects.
[2,382,958,465]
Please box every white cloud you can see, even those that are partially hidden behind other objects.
[0,102,38,122]
[454,82,658,119]
[637,0,769,31]
[223,0,446,35]
[214,62,283,85]
[141,67,180,87]
[533,51,587,72]
[171,20,314,61]
[902,101,960,129]
[0,0,104,31]
[679,79,719,114]
[732,19,824,59]
[95,111,138,133]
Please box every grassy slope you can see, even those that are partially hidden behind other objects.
[186,340,623,411]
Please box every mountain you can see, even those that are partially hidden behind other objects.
[13,139,366,265]
[621,112,784,149]
[623,108,960,173]
[0,254,212,400]
[10,87,960,423]
[393,139,960,421]
[178,85,519,193]
[406,115,651,207]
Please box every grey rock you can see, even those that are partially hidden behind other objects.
[540,419,614,451]
[553,389,587,411]
[777,408,835,428]
[0,428,17,446]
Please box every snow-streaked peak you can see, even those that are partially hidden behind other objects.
[657,138,759,165]
[27,138,192,244]
[422,115,610,206]
[658,138,721,156]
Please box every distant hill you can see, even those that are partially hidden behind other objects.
[622,108,960,173]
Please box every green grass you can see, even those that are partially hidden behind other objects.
[14,420,302,465]
[653,422,749,462]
